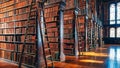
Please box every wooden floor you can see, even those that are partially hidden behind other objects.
[50,44,120,68]
[0,44,120,68]
[0,60,18,68]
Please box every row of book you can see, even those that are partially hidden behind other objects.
[44,4,60,60]
[0,11,14,18]
[15,13,28,20]
[0,43,36,53]
[0,50,13,60]
[0,0,37,66]
[45,0,62,4]
[0,35,35,42]
[0,0,14,8]
[47,32,58,37]
[0,0,31,13]
[0,43,16,50]
[0,50,36,65]
[65,0,75,9]
[1,16,14,23]
[64,39,74,44]
[1,28,14,34]
[45,17,58,23]
[15,1,29,9]
[0,22,14,28]
[0,5,14,13]
[44,6,59,13]
[15,7,29,15]
[63,9,76,55]
[0,27,35,34]
[64,28,73,34]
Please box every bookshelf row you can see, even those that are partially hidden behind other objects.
[44,3,60,60]
[0,0,37,67]
[0,0,103,67]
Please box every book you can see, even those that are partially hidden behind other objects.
[0,0,37,66]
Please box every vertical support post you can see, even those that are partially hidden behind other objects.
[85,0,89,51]
[35,1,45,68]
[90,20,93,49]
[36,14,42,68]
[99,25,103,47]
[98,25,101,47]
[85,16,88,51]
[59,1,66,61]
[74,8,79,56]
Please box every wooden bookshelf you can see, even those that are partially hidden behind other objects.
[44,3,59,60]
[63,0,80,55]
[64,9,75,55]
[0,0,37,67]
[44,0,66,61]
[77,15,86,52]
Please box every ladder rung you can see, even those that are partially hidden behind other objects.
[31,3,36,6]
[30,7,36,10]
[30,15,36,17]
[44,41,50,43]
[79,47,83,49]
[25,39,36,41]
[41,27,58,30]
[29,17,36,19]
[46,55,52,58]
[41,28,48,30]
[45,48,50,51]
[47,61,53,65]
[44,35,48,37]
[31,9,36,12]
[31,6,37,8]
[64,48,74,50]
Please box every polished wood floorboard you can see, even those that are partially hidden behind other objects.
[49,44,120,68]
[0,60,18,68]
[0,44,120,68]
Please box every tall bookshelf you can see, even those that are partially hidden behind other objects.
[64,9,75,55]
[77,0,103,52]
[63,0,79,55]
[77,0,89,52]
[0,0,37,67]
[77,15,86,52]
[44,0,66,61]
[87,19,92,50]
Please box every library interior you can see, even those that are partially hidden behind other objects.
[0,0,120,68]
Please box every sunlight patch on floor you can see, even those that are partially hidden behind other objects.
[80,52,108,57]
[79,59,104,64]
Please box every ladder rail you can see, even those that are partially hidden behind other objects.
[18,0,36,68]
[37,2,48,68]
[41,2,54,68]
[37,1,54,68]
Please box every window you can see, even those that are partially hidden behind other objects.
[110,4,115,24]
[110,28,115,37]
[117,27,120,37]
[109,2,120,38]
[117,2,120,24]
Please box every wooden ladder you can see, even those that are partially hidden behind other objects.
[37,1,54,68]
[18,0,37,68]
[18,0,54,68]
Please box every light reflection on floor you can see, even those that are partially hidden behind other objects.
[107,46,120,68]
[81,52,108,57]
[49,45,120,68]
[79,59,104,64]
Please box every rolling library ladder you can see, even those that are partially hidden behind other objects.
[18,0,54,68]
